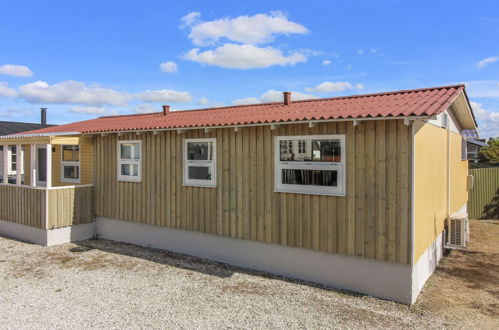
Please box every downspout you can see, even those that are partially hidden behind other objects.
[446,116,451,244]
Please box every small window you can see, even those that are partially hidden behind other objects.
[184,138,216,187]
[9,146,17,172]
[275,135,345,196]
[61,145,80,183]
[461,138,468,161]
[117,140,142,182]
[442,113,448,129]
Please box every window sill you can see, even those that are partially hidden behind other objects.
[117,177,142,183]
[61,179,81,184]
[274,189,346,197]
[183,183,217,188]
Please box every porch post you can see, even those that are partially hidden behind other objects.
[2,145,8,184]
[30,144,37,187]
[46,144,52,188]
[16,144,22,185]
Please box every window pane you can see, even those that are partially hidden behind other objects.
[280,139,341,162]
[281,169,337,187]
[64,166,79,179]
[133,144,140,160]
[121,164,138,177]
[188,166,212,180]
[312,140,341,162]
[62,145,79,161]
[187,142,213,161]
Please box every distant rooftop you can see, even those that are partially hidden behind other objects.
[0,120,55,136]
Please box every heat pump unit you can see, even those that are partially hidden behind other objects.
[445,213,468,249]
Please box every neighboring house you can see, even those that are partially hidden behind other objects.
[0,108,54,184]
[0,85,477,304]
[466,138,487,163]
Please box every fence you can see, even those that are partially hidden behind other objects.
[468,167,499,219]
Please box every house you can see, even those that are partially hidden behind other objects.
[0,84,477,304]
[466,138,487,163]
[0,108,55,184]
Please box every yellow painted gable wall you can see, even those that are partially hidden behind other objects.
[413,121,468,263]
[51,143,93,187]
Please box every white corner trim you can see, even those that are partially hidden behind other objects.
[411,231,444,303]
[96,217,414,304]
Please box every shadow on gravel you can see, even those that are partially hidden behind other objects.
[72,238,361,299]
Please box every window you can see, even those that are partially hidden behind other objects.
[10,146,16,172]
[275,135,345,196]
[184,138,216,187]
[61,145,80,183]
[461,138,468,161]
[441,113,448,129]
[117,140,142,182]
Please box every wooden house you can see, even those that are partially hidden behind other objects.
[0,85,477,304]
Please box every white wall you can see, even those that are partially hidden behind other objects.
[96,217,414,304]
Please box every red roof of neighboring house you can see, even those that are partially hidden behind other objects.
[18,84,468,135]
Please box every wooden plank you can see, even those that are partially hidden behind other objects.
[398,121,410,264]
[386,120,398,263]
[375,120,387,260]
[346,122,356,255]
[365,121,376,258]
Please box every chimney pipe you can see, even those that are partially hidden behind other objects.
[162,105,170,116]
[41,108,47,125]
[283,92,291,105]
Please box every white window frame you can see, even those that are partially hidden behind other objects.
[183,138,216,187]
[117,140,142,182]
[275,135,346,196]
[61,145,81,184]
[7,146,16,175]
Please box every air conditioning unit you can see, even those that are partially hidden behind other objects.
[445,213,468,249]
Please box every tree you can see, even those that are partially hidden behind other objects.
[479,137,499,163]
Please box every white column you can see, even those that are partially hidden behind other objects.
[16,144,22,185]
[31,145,37,187]
[2,145,8,184]
[46,144,52,188]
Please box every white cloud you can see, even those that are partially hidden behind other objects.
[70,106,117,116]
[476,56,499,69]
[160,61,178,73]
[137,89,192,103]
[198,97,210,105]
[260,89,315,103]
[233,97,261,105]
[322,60,332,66]
[186,11,308,46]
[183,43,306,69]
[0,64,33,77]
[305,81,364,93]
[0,82,17,98]
[470,101,499,138]
[18,80,131,106]
[135,104,158,114]
[357,49,365,55]
[180,12,201,28]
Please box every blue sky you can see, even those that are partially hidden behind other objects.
[1,0,498,137]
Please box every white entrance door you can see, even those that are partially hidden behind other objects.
[36,145,47,187]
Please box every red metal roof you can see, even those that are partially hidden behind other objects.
[19,84,466,135]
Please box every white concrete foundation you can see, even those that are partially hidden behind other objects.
[411,231,444,302]
[0,219,94,246]
[96,217,414,304]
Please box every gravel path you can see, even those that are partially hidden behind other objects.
[0,234,491,329]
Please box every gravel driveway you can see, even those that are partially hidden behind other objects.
[0,222,497,329]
